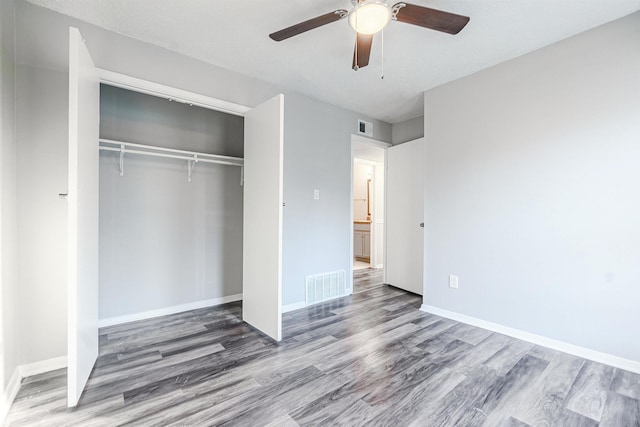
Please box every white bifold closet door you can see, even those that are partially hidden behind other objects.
[242,95,284,341]
[67,27,100,407]
[385,138,425,295]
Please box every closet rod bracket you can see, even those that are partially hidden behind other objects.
[119,144,125,176]
[187,154,199,182]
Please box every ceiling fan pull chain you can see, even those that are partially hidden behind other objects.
[381,29,384,79]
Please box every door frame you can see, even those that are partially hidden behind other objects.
[350,134,391,290]
[69,65,255,395]
[97,71,285,340]
[97,69,250,116]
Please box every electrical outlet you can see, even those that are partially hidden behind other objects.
[449,275,459,289]
[313,189,320,200]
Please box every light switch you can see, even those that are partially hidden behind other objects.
[314,189,320,200]
[449,275,459,289]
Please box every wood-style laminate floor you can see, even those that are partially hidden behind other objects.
[6,269,640,426]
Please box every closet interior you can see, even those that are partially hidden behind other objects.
[98,84,245,322]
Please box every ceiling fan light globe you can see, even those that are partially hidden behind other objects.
[348,1,392,35]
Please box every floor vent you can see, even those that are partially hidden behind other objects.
[305,270,349,306]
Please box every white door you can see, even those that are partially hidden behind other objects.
[67,27,100,407]
[385,138,424,295]
[243,95,284,341]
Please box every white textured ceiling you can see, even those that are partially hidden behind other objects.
[25,0,640,123]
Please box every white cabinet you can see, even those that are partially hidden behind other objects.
[363,232,370,258]
[354,222,371,261]
[354,231,364,257]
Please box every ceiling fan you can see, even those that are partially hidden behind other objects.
[269,1,470,71]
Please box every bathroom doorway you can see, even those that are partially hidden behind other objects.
[351,135,390,276]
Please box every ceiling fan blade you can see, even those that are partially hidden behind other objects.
[392,3,469,35]
[269,10,348,41]
[352,33,373,71]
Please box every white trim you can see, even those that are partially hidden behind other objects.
[353,158,380,167]
[420,304,640,374]
[98,294,243,328]
[383,148,388,284]
[282,301,307,313]
[349,140,355,292]
[351,133,392,148]
[1,356,69,424]
[18,356,68,378]
[285,290,364,314]
[96,69,251,117]
[0,368,21,424]
[351,134,390,288]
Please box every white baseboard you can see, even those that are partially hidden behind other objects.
[18,356,67,378]
[98,294,243,328]
[282,301,306,313]
[0,368,21,424]
[283,288,357,314]
[1,355,68,424]
[420,304,640,375]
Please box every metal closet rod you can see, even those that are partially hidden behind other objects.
[99,138,244,184]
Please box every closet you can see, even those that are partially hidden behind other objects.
[98,85,245,322]
[67,27,283,406]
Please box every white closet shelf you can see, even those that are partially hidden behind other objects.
[99,139,244,184]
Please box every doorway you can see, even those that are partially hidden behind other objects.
[350,135,390,284]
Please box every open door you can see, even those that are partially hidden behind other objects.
[243,95,284,341]
[67,27,100,407]
[385,138,424,295]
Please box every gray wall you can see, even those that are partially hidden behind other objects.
[15,1,281,111]
[282,93,390,306]
[12,0,391,365]
[99,86,244,319]
[15,65,69,365]
[423,12,640,362]
[1,0,18,390]
[391,116,424,145]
